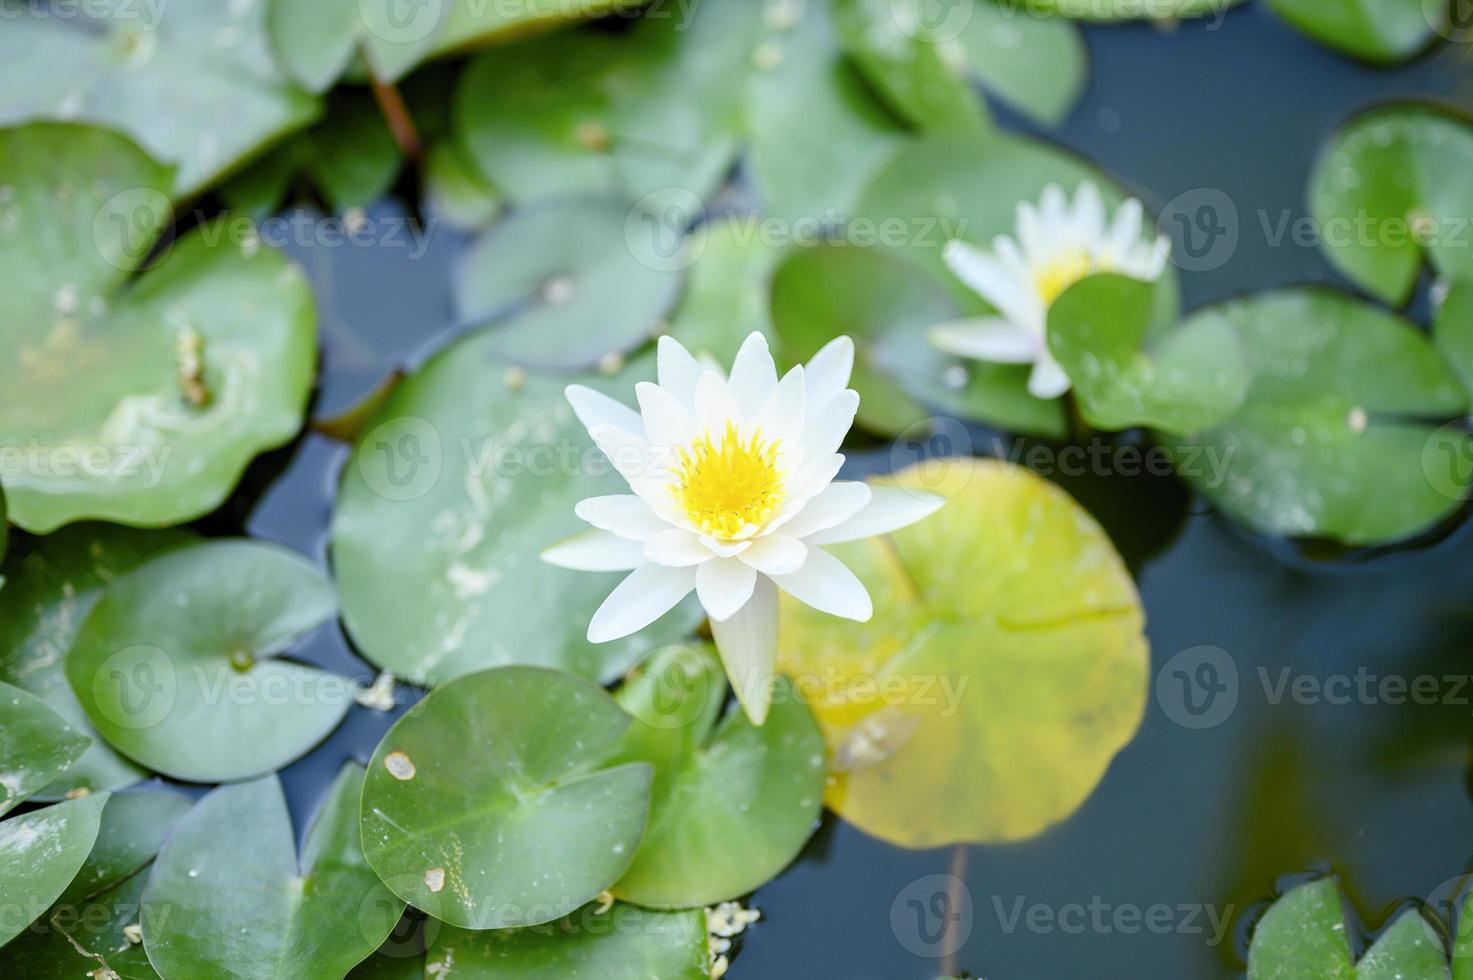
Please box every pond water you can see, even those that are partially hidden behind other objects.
[187,7,1473,978]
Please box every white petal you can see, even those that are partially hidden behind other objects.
[643,528,712,567]
[801,388,857,460]
[588,563,696,643]
[1073,181,1105,243]
[781,481,872,540]
[694,370,742,430]
[808,485,944,545]
[588,424,680,521]
[710,577,778,725]
[541,530,645,571]
[574,495,669,541]
[770,452,847,531]
[727,332,778,417]
[635,381,697,450]
[1028,356,1072,399]
[805,336,854,409]
[700,537,753,558]
[771,547,872,622]
[739,533,808,576]
[1040,183,1068,228]
[657,335,703,409]
[1105,197,1143,260]
[755,364,806,448]
[696,557,757,622]
[943,239,1038,329]
[929,317,1039,363]
[566,385,644,439]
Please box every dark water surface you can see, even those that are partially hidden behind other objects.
[205,7,1473,978]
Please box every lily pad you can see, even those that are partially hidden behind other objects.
[1435,279,1473,398]
[455,198,683,369]
[1158,288,1469,545]
[305,89,403,212]
[1309,105,1473,306]
[777,459,1148,847]
[853,132,1179,434]
[360,667,652,930]
[1247,877,1450,978]
[0,682,90,818]
[0,524,191,797]
[427,906,709,979]
[1267,0,1440,63]
[424,139,503,232]
[0,0,318,195]
[663,216,780,365]
[608,646,826,908]
[746,0,904,222]
[950,0,1087,126]
[1047,273,1250,434]
[0,865,159,979]
[453,3,752,208]
[1020,0,1247,20]
[770,242,1066,438]
[143,769,402,979]
[833,0,991,136]
[0,123,317,533]
[58,788,191,908]
[65,539,349,783]
[0,793,109,948]
[331,336,701,687]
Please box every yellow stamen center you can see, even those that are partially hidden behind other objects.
[671,422,785,541]
[1033,248,1110,307]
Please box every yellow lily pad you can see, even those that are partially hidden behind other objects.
[777,458,1148,847]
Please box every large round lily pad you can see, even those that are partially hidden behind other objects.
[331,336,701,687]
[0,0,317,195]
[778,459,1149,847]
[66,539,349,783]
[427,906,709,979]
[0,123,317,533]
[361,667,652,929]
[1309,105,1473,306]
[1267,0,1440,63]
[1159,288,1469,545]
[143,769,402,980]
[0,793,110,948]
[609,646,826,908]
[0,523,192,797]
[0,682,90,818]
[455,199,683,370]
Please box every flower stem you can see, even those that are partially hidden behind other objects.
[370,75,422,164]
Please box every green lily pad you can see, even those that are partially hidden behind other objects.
[609,646,826,908]
[424,139,503,232]
[1021,0,1247,20]
[833,0,990,136]
[951,0,1087,126]
[0,682,90,818]
[0,0,317,196]
[1247,877,1449,978]
[1434,279,1473,398]
[427,906,709,979]
[66,539,349,783]
[853,132,1180,435]
[453,3,752,208]
[455,199,683,370]
[0,524,191,798]
[304,90,402,212]
[0,123,317,534]
[663,216,780,366]
[0,793,109,948]
[746,0,904,221]
[1309,105,1473,306]
[58,788,191,908]
[770,242,1066,438]
[1159,288,1469,545]
[361,667,652,930]
[0,865,159,979]
[1047,273,1250,434]
[0,483,7,564]
[331,337,700,687]
[777,459,1148,847]
[143,769,403,979]
[1267,0,1440,63]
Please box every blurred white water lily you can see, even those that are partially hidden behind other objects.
[542,333,943,724]
[933,181,1171,399]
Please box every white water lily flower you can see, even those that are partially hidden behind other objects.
[542,333,943,724]
[932,181,1171,399]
